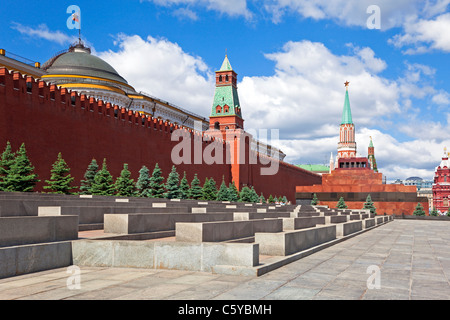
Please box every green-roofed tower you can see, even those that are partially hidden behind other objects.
[341,87,353,124]
[368,137,378,172]
[209,55,244,131]
[337,81,357,158]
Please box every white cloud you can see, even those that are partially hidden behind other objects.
[11,23,76,45]
[97,34,215,117]
[262,0,426,29]
[238,40,401,138]
[147,0,253,19]
[389,12,450,54]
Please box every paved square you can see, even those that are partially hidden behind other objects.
[1,220,449,300]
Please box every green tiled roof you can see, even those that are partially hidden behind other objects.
[211,86,241,117]
[341,89,353,124]
[297,164,330,172]
[220,55,233,71]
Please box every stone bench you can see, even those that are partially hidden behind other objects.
[282,217,325,230]
[0,215,78,247]
[38,206,191,224]
[175,219,283,243]
[254,225,336,256]
[336,221,363,237]
[72,240,259,273]
[325,215,348,224]
[362,218,376,229]
[104,213,234,234]
[233,212,291,221]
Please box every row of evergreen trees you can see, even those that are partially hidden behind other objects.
[311,193,442,216]
[311,193,377,214]
[0,142,288,203]
[79,159,288,203]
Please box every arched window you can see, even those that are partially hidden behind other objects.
[219,75,222,82]
[214,122,220,130]
[216,106,222,114]
[226,75,229,82]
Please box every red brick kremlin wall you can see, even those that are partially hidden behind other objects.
[0,68,321,201]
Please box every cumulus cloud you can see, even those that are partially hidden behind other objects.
[238,40,401,138]
[147,0,253,20]
[11,23,77,45]
[389,12,450,54]
[261,0,426,29]
[97,34,215,117]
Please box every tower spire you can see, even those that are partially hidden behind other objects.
[337,81,357,158]
[209,54,243,131]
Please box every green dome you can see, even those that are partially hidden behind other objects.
[43,44,128,85]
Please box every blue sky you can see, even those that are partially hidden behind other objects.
[1,0,449,181]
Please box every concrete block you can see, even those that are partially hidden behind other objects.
[255,225,336,256]
[233,212,251,221]
[103,213,234,234]
[112,241,155,268]
[192,207,207,214]
[325,215,348,224]
[0,216,78,247]
[282,217,324,230]
[362,218,376,229]
[336,221,363,237]
[1,241,72,279]
[175,219,282,243]
[257,208,267,213]
[152,203,166,208]
[72,240,258,273]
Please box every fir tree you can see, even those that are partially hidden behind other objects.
[80,159,99,195]
[430,208,438,217]
[43,153,76,194]
[136,166,152,197]
[259,193,266,204]
[413,203,426,216]
[90,159,115,196]
[281,196,288,204]
[164,165,181,199]
[268,195,275,203]
[114,163,136,197]
[363,194,377,215]
[311,193,319,205]
[149,163,165,198]
[227,182,240,202]
[336,197,348,209]
[189,174,203,199]
[179,172,190,200]
[3,143,39,192]
[202,177,218,201]
[274,196,279,203]
[239,186,253,203]
[0,142,16,191]
[250,187,259,203]
[216,178,230,201]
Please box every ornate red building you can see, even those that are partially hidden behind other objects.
[432,148,450,214]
